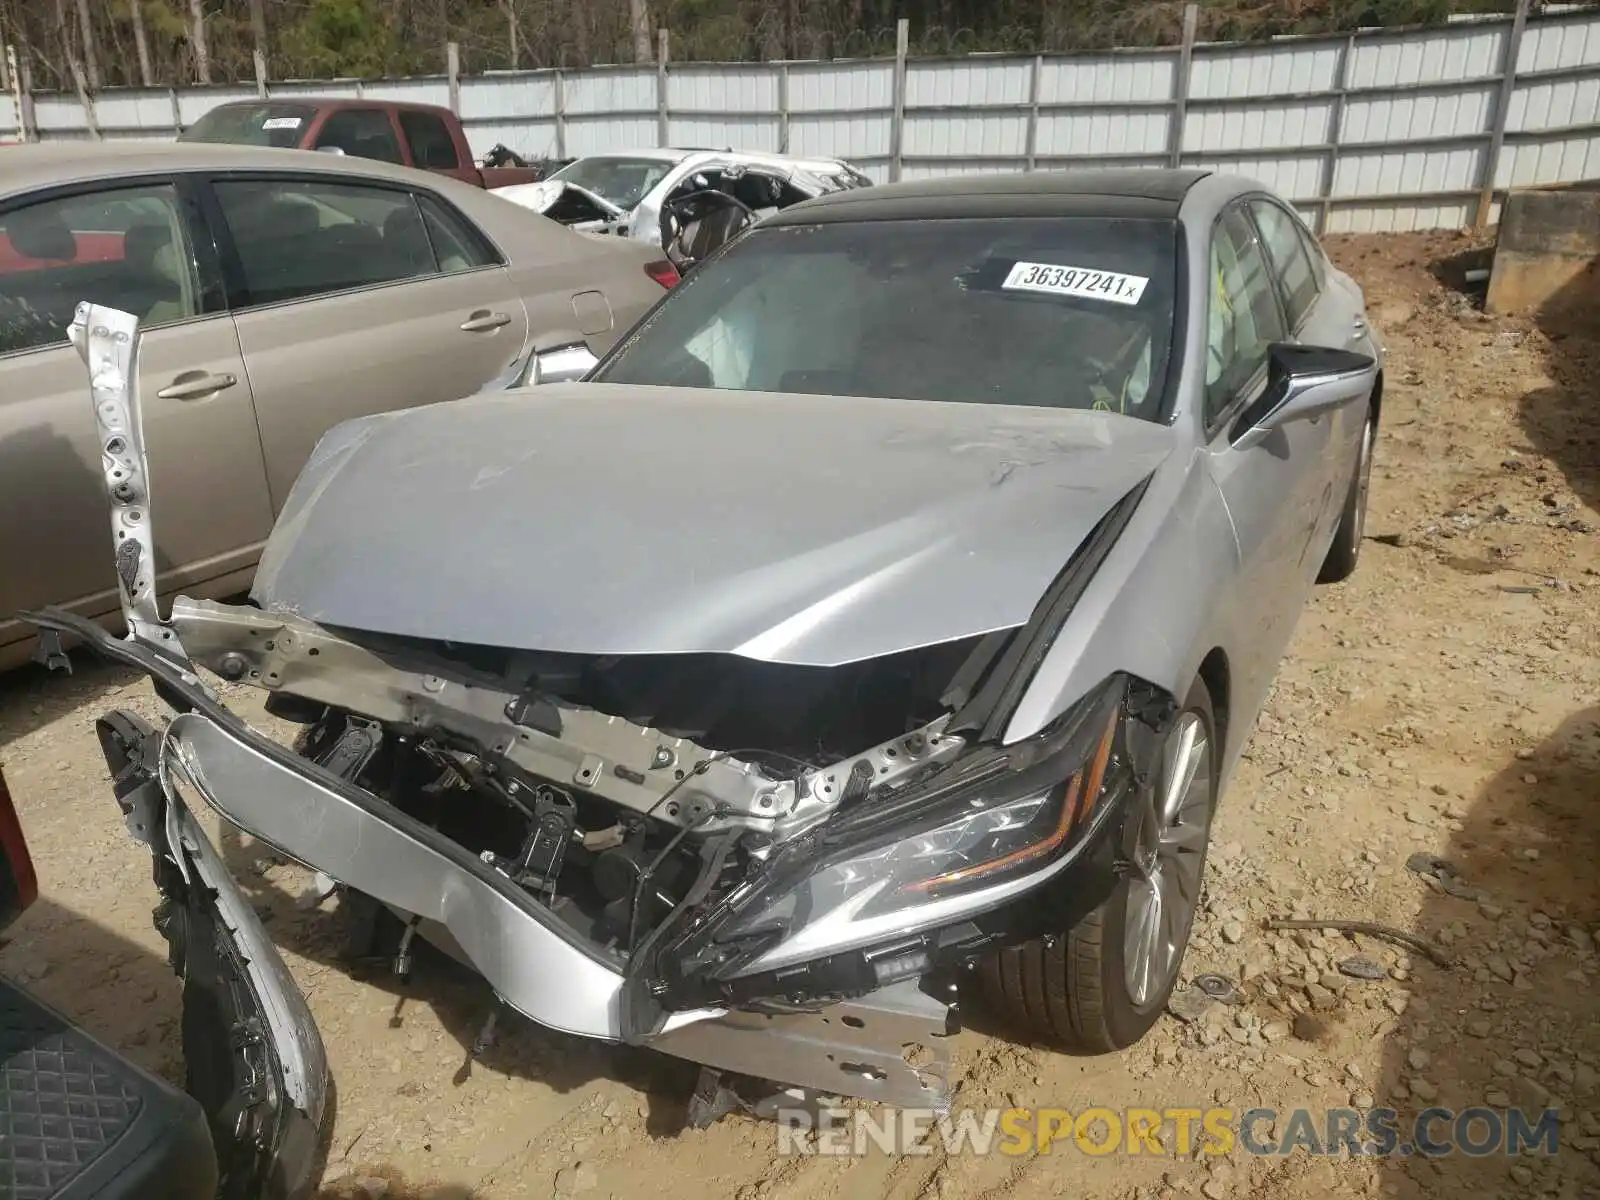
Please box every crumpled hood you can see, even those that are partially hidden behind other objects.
[252,384,1178,666]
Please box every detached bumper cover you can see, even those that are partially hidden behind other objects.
[29,608,955,1109]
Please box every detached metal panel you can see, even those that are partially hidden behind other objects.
[176,88,257,126]
[669,66,778,112]
[460,120,560,159]
[271,80,361,100]
[905,58,1032,107]
[1518,9,1600,72]
[564,68,657,115]
[1498,132,1600,186]
[1341,87,1496,143]
[1333,144,1485,196]
[1037,109,1169,156]
[668,115,780,151]
[1039,54,1174,103]
[1327,199,1478,233]
[563,116,660,156]
[1346,24,1505,89]
[1508,75,1600,132]
[1185,99,1336,153]
[903,110,1028,158]
[461,74,559,121]
[92,90,180,136]
[1191,42,1341,98]
[788,62,895,113]
[362,78,452,108]
[1186,152,1325,200]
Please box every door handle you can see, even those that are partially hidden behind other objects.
[460,311,512,332]
[156,372,236,401]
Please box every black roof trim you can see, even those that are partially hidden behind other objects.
[766,167,1211,226]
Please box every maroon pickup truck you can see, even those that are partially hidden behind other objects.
[179,97,557,188]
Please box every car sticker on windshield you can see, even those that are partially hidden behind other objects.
[261,116,303,130]
[1001,261,1148,305]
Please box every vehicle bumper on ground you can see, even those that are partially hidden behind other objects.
[0,976,218,1199]
[34,607,1135,1116]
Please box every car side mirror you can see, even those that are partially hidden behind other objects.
[530,342,598,385]
[1230,343,1377,451]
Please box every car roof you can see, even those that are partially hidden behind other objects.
[763,167,1212,225]
[0,140,451,198]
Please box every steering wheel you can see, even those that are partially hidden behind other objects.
[660,190,756,268]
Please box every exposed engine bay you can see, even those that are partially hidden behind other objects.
[174,598,978,958]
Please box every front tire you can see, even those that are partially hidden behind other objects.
[1318,410,1376,584]
[982,677,1219,1052]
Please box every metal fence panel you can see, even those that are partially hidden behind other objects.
[9,5,1600,232]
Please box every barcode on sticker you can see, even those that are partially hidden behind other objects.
[1002,261,1148,305]
[262,116,303,130]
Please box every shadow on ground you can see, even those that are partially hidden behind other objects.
[1517,247,1600,521]
[212,820,703,1137]
[1373,714,1599,1200]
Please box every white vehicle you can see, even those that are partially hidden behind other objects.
[494,148,872,266]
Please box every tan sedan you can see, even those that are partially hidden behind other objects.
[0,141,675,670]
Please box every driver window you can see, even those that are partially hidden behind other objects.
[1205,204,1286,425]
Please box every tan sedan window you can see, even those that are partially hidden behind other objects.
[0,184,199,357]
[214,178,445,307]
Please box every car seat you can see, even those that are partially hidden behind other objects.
[6,205,76,262]
[122,223,191,325]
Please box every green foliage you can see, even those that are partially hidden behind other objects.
[0,0,1523,87]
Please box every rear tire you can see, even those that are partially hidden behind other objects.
[1318,410,1376,584]
[982,677,1219,1052]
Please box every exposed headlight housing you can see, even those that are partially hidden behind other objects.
[671,674,1134,982]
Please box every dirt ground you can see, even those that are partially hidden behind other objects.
[1,232,1597,1200]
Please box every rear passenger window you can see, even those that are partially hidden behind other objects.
[0,184,200,357]
[416,193,498,271]
[213,178,440,306]
[313,108,404,164]
[399,111,460,170]
[1250,200,1319,329]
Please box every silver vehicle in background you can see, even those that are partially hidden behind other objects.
[494,148,873,266]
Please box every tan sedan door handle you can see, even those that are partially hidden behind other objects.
[460,311,513,333]
[156,372,237,401]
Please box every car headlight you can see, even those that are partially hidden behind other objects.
[705,675,1131,977]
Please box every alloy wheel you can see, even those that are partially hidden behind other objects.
[1122,711,1214,1008]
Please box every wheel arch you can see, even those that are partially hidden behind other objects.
[1195,647,1231,762]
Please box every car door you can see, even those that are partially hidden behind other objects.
[1203,200,1335,719]
[204,172,531,510]
[1247,196,1364,566]
[0,178,274,658]
[308,106,407,167]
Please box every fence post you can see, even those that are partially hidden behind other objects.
[1319,33,1356,236]
[1025,53,1042,172]
[447,41,461,116]
[1167,3,1198,169]
[656,28,670,147]
[5,46,24,141]
[553,68,567,159]
[168,86,182,135]
[889,17,908,182]
[778,61,790,155]
[1477,0,1531,230]
[19,54,36,142]
[253,48,268,98]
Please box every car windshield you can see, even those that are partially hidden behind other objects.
[594,215,1181,421]
[547,156,677,211]
[182,103,318,148]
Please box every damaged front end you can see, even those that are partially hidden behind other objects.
[33,303,1177,1130]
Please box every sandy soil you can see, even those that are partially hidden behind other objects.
[1,232,1596,1200]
